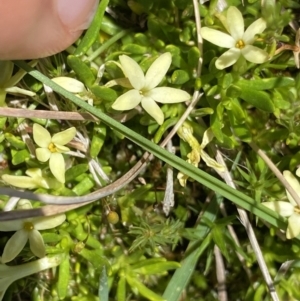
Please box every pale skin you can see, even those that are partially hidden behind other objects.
[0,0,98,59]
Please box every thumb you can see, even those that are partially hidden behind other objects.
[0,0,99,60]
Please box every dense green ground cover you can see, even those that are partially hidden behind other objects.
[1,0,300,300]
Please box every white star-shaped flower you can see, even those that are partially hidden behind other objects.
[33,123,76,183]
[0,200,65,263]
[111,52,190,125]
[200,6,269,69]
[263,170,300,239]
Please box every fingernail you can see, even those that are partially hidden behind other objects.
[56,0,99,31]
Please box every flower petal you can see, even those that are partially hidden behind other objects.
[283,170,300,206]
[52,77,86,93]
[287,213,300,239]
[141,96,164,125]
[119,55,145,90]
[112,89,142,110]
[296,167,300,177]
[54,144,70,153]
[144,52,172,90]
[147,87,190,103]
[201,151,226,172]
[0,277,14,301]
[33,124,51,147]
[201,129,214,148]
[0,220,23,231]
[34,214,66,230]
[262,201,294,217]
[227,6,244,40]
[52,127,76,145]
[177,172,188,187]
[241,45,269,64]
[28,230,45,258]
[2,174,39,189]
[200,27,235,48]
[215,48,241,69]
[49,153,65,183]
[25,168,42,178]
[243,18,266,44]
[36,148,51,162]
[1,230,28,263]
[5,86,36,97]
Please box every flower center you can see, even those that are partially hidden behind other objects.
[48,142,58,153]
[295,207,300,214]
[235,39,245,49]
[23,221,34,231]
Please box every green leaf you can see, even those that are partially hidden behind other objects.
[90,85,118,102]
[240,88,274,112]
[126,274,166,301]
[171,70,190,85]
[220,73,233,89]
[78,249,106,268]
[163,233,212,301]
[211,226,230,262]
[117,273,126,301]
[137,261,181,275]
[132,259,181,275]
[57,254,70,300]
[187,46,200,67]
[67,55,96,88]
[226,84,242,98]
[65,164,89,182]
[227,110,252,142]
[237,77,294,91]
[101,15,123,36]
[72,176,95,196]
[98,266,109,301]
[11,149,30,165]
[210,110,224,143]
[5,133,26,149]
[121,43,148,55]
[90,123,107,158]
[163,196,221,301]
[74,0,110,56]
[154,118,178,144]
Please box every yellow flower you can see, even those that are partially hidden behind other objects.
[111,52,190,125]
[33,123,76,183]
[200,6,269,69]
